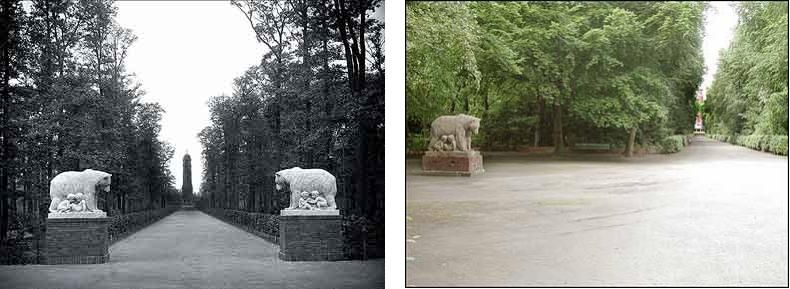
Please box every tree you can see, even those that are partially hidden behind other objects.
[706,2,788,136]
[2,0,178,247]
[406,2,480,130]
[0,0,25,243]
[406,2,707,156]
[198,0,384,224]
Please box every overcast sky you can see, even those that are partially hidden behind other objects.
[115,1,383,194]
[114,1,730,193]
[115,1,265,193]
[701,2,739,98]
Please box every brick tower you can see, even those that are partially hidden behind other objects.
[182,152,193,205]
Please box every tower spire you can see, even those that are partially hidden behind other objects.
[182,152,193,205]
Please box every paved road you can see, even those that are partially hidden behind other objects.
[406,136,788,287]
[0,210,383,289]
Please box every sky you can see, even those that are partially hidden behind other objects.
[701,2,739,99]
[114,1,729,194]
[115,1,384,194]
[115,1,265,193]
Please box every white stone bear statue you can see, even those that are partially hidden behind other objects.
[48,169,111,214]
[427,114,481,152]
[275,167,337,210]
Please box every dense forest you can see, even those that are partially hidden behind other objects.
[705,2,788,137]
[196,0,384,227]
[407,1,707,156]
[0,0,178,262]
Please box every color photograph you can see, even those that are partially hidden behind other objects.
[406,1,788,287]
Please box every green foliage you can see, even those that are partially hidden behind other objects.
[707,134,788,155]
[406,131,430,153]
[768,136,789,155]
[406,2,706,151]
[407,2,481,126]
[480,98,539,150]
[659,135,687,154]
[706,2,788,137]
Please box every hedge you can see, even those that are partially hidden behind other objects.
[199,207,384,260]
[0,207,178,265]
[659,135,689,154]
[199,208,280,243]
[108,206,179,244]
[707,134,788,155]
[0,212,40,264]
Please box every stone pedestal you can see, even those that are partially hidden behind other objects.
[279,212,343,261]
[44,217,109,264]
[422,151,485,176]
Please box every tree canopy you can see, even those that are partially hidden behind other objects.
[197,0,385,222]
[1,0,179,243]
[705,2,788,136]
[407,1,707,155]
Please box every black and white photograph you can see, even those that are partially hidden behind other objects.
[0,0,385,288]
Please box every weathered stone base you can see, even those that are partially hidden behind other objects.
[279,215,343,261]
[44,254,109,265]
[48,211,106,219]
[280,209,340,216]
[44,217,109,265]
[422,151,485,176]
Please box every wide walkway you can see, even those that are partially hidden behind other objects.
[406,136,788,286]
[0,210,383,289]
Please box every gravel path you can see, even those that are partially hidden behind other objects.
[406,136,788,287]
[0,210,383,289]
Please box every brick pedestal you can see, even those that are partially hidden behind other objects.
[279,214,343,261]
[422,151,485,176]
[44,217,109,264]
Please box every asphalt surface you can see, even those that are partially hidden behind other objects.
[0,210,383,289]
[406,136,788,286]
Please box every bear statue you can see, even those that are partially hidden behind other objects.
[48,169,111,214]
[274,167,337,210]
[427,114,481,152]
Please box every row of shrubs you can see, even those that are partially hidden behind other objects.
[342,213,385,260]
[0,207,178,265]
[108,206,179,244]
[659,134,692,154]
[199,207,384,260]
[199,208,280,243]
[707,134,789,155]
[0,212,41,264]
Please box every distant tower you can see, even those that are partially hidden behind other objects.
[182,152,193,204]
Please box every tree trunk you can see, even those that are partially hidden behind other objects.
[482,84,489,112]
[624,127,637,157]
[463,93,470,113]
[334,0,357,90]
[535,94,543,147]
[481,85,492,150]
[553,102,564,154]
[301,2,313,168]
[0,0,12,243]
